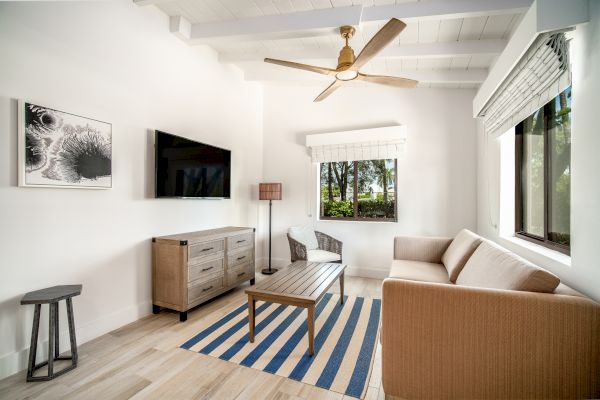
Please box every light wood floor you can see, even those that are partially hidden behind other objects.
[0,270,384,400]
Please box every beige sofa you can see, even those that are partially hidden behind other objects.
[382,229,600,400]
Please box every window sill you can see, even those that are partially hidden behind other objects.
[499,235,571,267]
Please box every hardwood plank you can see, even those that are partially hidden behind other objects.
[261,262,322,292]
[293,264,338,296]
[305,264,345,299]
[277,264,326,294]
[1,271,381,400]
[254,262,311,291]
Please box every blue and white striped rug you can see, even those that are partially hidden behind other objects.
[181,293,381,399]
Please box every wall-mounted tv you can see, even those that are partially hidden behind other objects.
[155,130,231,199]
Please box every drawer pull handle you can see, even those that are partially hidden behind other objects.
[236,240,246,243]
[201,247,214,252]
[237,272,245,277]
[201,266,214,272]
[237,256,246,260]
[202,286,213,292]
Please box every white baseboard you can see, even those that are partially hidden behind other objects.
[1,261,388,380]
[344,266,388,280]
[256,257,388,280]
[0,300,151,380]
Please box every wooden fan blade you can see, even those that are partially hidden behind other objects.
[264,58,336,76]
[314,80,344,102]
[351,18,406,71]
[357,73,418,88]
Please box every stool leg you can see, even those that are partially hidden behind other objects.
[48,303,56,377]
[27,304,41,381]
[66,298,78,366]
[54,303,60,358]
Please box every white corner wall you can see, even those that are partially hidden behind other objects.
[0,2,263,379]
[260,84,478,278]
[476,1,600,301]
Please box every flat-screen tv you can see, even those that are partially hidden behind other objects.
[155,130,231,199]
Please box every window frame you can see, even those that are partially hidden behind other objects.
[514,93,571,255]
[319,159,398,223]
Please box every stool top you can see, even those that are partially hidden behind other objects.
[21,285,82,304]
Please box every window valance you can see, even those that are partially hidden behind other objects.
[479,32,570,136]
[305,125,407,163]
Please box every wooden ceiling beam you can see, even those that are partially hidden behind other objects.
[362,0,532,22]
[218,39,507,63]
[241,64,489,84]
[156,0,532,44]
[189,6,363,44]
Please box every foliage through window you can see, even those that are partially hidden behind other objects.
[319,159,397,221]
[515,86,571,254]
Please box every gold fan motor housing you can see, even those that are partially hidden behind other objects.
[337,26,356,70]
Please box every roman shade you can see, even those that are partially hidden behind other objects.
[478,32,570,137]
[305,125,406,163]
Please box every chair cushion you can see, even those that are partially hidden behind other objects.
[288,226,319,250]
[456,240,560,293]
[307,249,341,263]
[389,260,451,284]
[441,229,482,282]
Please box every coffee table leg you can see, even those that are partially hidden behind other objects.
[248,295,255,343]
[307,305,315,356]
[340,271,345,304]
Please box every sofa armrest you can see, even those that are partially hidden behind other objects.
[287,234,307,262]
[381,278,600,399]
[393,235,452,263]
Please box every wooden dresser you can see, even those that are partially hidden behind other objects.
[152,226,255,321]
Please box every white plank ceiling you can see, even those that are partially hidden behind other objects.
[137,0,529,88]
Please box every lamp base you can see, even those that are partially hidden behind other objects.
[261,268,278,275]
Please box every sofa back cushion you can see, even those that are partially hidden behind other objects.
[441,229,483,282]
[456,240,560,293]
[288,226,319,250]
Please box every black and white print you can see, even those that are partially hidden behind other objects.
[19,102,112,188]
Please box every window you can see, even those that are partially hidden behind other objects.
[319,159,397,221]
[515,86,571,254]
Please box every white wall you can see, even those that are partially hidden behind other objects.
[0,2,263,379]
[476,1,600,301]
[260,84,478,278]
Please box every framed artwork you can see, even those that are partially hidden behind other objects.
[18,100,112,189]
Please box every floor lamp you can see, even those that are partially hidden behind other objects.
[259,183,282,275]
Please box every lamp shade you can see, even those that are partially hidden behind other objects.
[259,183,282,200]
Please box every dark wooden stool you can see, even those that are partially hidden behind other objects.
[20,285,82,382]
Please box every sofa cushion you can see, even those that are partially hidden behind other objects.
[389,260,450,284]
[288,226,319,250]
[456,240,560,293]
[441,229,482,282]
[307,249,341,262]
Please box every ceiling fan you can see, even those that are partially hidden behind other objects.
[264,18,418,102]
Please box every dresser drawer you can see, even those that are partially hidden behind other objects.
[188,276,223,304]
[188,258,224,284]
[227,262,254,286]
[227,233,254,251]
[228,248,253,268]
[188,239,224,263]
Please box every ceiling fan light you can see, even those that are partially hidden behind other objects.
[335,70,358,81]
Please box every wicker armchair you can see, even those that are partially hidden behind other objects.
[287,231,343,263]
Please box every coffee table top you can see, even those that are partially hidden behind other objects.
[246,261,345,306]
[21,285,82,305]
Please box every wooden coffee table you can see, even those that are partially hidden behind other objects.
[245,261,345,356]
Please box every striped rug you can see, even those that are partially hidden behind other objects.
[181,293,381,399]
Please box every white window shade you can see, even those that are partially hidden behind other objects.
[479,33,570,137]
[305,125,407,163]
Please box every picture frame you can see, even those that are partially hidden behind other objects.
[18,100,112,189]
